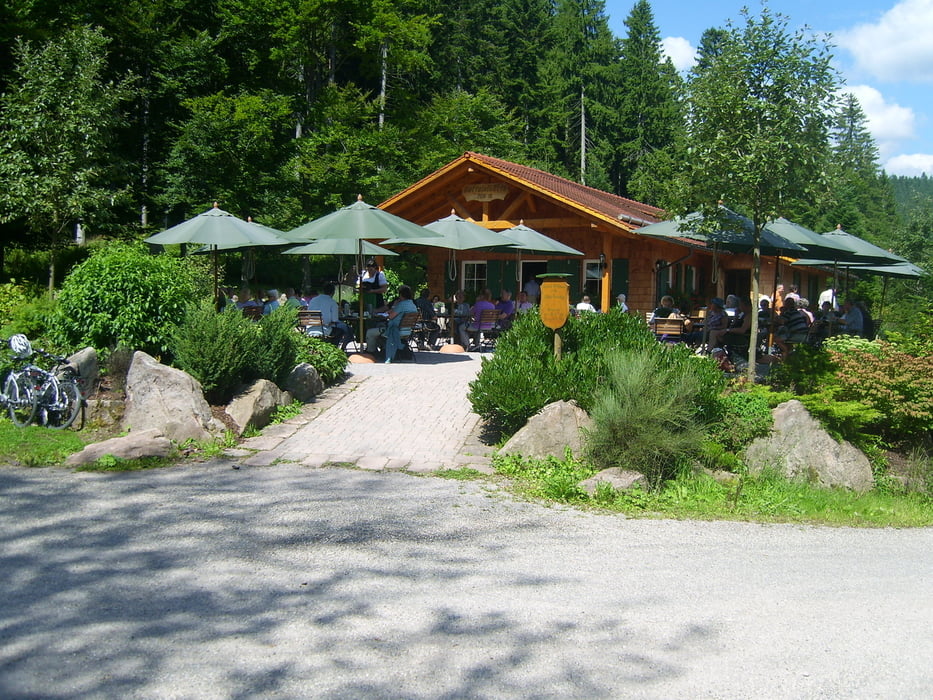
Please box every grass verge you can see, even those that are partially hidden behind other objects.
[492,453,933,528]
[0,419,89,467]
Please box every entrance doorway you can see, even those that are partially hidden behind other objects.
[521,261,548,301]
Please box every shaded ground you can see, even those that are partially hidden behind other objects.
[1,463,932,699]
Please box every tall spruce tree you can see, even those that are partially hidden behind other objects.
[615,0,682,194]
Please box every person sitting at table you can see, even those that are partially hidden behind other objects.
[236,287,262,310]
[284,287,306,309]
[774,297,810,356]
[836,298,865,337]
[711,298,753,350]
[262,289,280,315]
[616,293,629,312]
[724,294,740,317]
[797,297,814,325]
[496,289,516,329]
[575,295,597,313]
[365,284,417,362]
[649,295,678,323]
[516,290,534,313]
[414,288,440,350]
[307,282,353,349]
[461,291,496,349]
[451,290,471,345]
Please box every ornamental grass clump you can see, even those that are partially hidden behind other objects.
[468,308,661,436]
[585,349,708,490]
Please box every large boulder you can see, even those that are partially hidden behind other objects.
[283,363,324,402]
[745,399,874,492]
[67,347,99,396]
[65,428,173,467]
[499,400,593,461]
[225,379,291,435]
[579,468,647,495]
[121,352,223,443]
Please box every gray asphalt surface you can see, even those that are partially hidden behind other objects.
[2,461,932,699]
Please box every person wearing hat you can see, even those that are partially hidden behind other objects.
[358,259,388,311]
[705,297,727,344]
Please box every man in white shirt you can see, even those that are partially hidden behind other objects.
[818,281,838,311]
[307,283,352,348]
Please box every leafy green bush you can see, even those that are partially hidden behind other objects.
[585,350,709,489]
[468,308,723,436]
[768,344,838,394]
[825,342,933,442]
[52,241,205,355]
[707,388,773,453]
[294,333,348,385]
[493,450,596,502]
[0,285,58,345]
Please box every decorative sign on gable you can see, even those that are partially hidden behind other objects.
[463,183,509,202]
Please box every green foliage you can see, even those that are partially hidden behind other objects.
[251,306,301,386]
[293,334,348,386]
[493,450,596,502]
[78,453,176,472]
[172,302,346,404]
[0,419,88,466]
[797,389,882,444]
[823,334,883,356]
[768,344,838,395]
[470,308,724,436]
[707,389,773,453]
[0,26,135,246]
[52,242,204,355]
[270,400,303,424]
[170,302,258,404]
[826,343,933,442]
[0,293,58,344]
[585,350,709,489]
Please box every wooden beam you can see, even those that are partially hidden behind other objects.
[500,191,531,221]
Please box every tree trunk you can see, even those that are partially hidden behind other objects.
[746,229,762,383]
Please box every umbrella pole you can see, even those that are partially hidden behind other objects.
[213,247,219,308]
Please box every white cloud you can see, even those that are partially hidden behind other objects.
[884,153,933,176]
[840,85,916,157]
[838,0,933,82]
[661,36,696,72]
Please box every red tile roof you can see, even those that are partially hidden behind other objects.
[463,152,664,228]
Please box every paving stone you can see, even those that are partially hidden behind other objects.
[238,436,285,451]
[241,451,280,467]
[222,448,254,459]
[356,456,389,471]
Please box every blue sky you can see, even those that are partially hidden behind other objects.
[603,0,933,176]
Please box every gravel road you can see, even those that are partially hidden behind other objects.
[1,462,931,699]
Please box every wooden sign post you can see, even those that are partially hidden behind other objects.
[538,273,571,360]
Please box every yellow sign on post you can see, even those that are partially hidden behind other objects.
[538,274,570,360]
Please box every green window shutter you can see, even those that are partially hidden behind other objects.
[611,258,629,297]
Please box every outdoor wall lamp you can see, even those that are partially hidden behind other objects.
[599,253,607,269]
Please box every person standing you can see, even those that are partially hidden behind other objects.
[523,277,540,305]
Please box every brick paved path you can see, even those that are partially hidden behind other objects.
[231,352,494,473]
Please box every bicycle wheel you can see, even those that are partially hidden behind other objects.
[4,372,37,427]
[47,379,82,430]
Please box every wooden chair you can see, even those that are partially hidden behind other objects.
[242,306,263,321]
[468,309,502,351]
[654,317,685,343]
[297,310,325,337]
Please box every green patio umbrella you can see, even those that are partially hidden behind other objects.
[499,221,584,256]
[285,195,440,343]
[383,211,517,289]
[282,239,398,257]
[145,203,290,299]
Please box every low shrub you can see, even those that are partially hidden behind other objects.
[251,306,301,386]
[826,342,933,443]
[294,333,348,386]
[172,302,347,404]
[585,350,709,489]
[171,302,258,404]
[707,388,773,453]
[468,309,722,436]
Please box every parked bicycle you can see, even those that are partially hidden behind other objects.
[1,335,84,429]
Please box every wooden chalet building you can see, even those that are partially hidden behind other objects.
[380,152,828,313]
